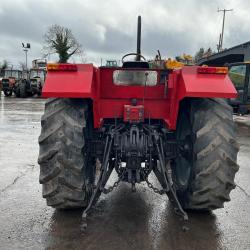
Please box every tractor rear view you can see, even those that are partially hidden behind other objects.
[19,68,47,98]
[2,69,22,97]
[18,59,47,98]
[38,17,239,222]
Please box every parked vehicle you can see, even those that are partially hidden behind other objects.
[38,17,239,223]
[32,59,47,69]
[105,60,118,67]
[18,68,46,97]
[228,62,250,114]
[1,69,22,96]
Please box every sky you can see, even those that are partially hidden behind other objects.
[0,0,250,68]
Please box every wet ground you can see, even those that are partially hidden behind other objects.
[0,97,250,250]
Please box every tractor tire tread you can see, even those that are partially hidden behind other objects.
[20,81,27,98]
[38,98,89,209]
[186,98,239,210]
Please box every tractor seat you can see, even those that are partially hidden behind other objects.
[122,61,150,69]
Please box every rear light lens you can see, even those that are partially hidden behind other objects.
[197,66,228,74]
[47,63,77,71]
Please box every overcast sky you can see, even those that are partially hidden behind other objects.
[0,0,249,68]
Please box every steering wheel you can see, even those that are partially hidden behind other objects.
[122,53,146,63]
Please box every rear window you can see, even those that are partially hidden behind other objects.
[113,70,157,86]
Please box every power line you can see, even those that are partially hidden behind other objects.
[217,8,233,52]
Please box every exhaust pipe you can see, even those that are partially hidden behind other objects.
[136,16,141,61]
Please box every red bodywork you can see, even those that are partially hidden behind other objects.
[42,64,237,129]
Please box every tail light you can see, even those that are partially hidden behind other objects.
[197,66,228,74]
[47,63,77,71]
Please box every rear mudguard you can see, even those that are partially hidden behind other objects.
[177,66,237,99]
[167,66,237,129]
[42,64,95,98]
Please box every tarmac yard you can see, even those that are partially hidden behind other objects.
[0,97,250,250]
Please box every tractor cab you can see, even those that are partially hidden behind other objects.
[2,69,22,81]
[29,68,46,85]
[228,62,250,114]
[29,68,47,95]
[2,69,22,96]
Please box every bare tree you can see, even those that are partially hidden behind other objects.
[194,48,205,63]
[43,24,82,63]
[19,62,29,79]
[19,62,26,71]
[0,60,8,76]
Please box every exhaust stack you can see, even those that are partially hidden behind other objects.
[136,16,141,61]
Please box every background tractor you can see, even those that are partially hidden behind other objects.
[38,17,239,222]
[1,69,22,97]
[32,59,47,69]
[18,68,46,98]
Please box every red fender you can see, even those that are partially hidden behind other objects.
[42,64,95,98]
[167,66,237,130]
[177,66,237,100]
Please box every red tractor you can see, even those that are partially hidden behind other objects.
[38,17,239,222]
[1,69,22,96]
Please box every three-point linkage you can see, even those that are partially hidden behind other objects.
[82,124,188,228]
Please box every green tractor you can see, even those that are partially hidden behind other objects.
[106,60,118,67]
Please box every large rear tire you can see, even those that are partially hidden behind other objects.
[20,81,27,98]
[174,98,239,210]
[38,98,95,209]
[14,87,20,97]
